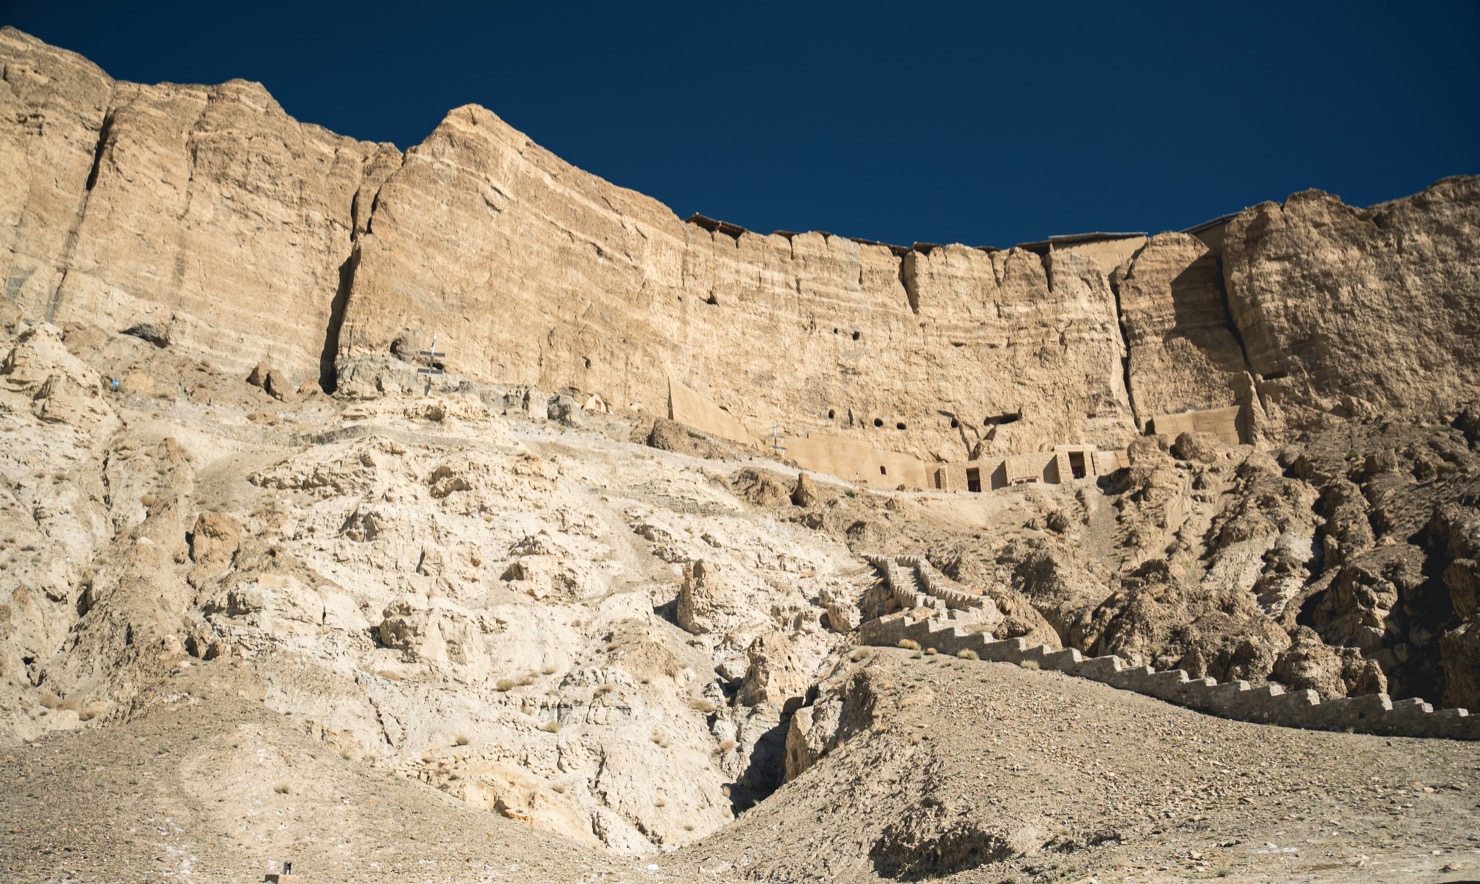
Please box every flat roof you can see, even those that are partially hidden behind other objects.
[1013,231,1146,253]
[685,213,749,239]
[1180,212,1240,236]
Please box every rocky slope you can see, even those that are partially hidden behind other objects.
[2,300,1479,879]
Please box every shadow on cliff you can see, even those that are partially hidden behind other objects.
[318,249,359,394]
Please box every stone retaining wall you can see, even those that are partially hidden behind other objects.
[858,612,1479,741]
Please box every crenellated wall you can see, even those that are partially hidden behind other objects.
[860,605,1479,740]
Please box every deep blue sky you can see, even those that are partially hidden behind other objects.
[5,1,1478,247]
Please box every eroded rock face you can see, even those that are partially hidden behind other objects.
[0,27,399,387]
[5,27,1479,468]
[328,100,1141,460]
[1272,626,1386,698]
[1114,233,1250,425]
[1224,178,1480,423]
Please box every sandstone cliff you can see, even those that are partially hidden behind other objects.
[1223,178,1480,423]
[4,26,1479,463]
[0,27,399,391]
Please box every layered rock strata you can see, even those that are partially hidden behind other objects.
[4,27,1479,467]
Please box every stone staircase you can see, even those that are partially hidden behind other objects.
[861,559,1479,741]
[866,554,991,614]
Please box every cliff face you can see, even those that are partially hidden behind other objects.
[334,103,1135,461]
[1223,178,1480,422]
[4,27,1478,461]
[0,27,398,389]
[1113,232,1250,422]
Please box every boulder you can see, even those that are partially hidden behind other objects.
[1170,430,1222,464]
[738,630,808,707]
[187,511,242,589]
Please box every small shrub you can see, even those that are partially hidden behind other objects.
[911,650,923,660]
[688,698,717,714]
[273,783,290,795]
[654,797,667,807]
[519,672,537,686]
[897,639,920,651]
[541,720,561,733]
[924,647,938,656]
[495,678,518,692]
[541,664,558,675]
[650,730,669,748]
[594,684,616,697]
[1018,659,1040,671]
[715,739,737,753]
[375,669,402,681]
[454,733,470,746]
[551,783,566,793]
[957,649,979,660]
[850,647,872,662]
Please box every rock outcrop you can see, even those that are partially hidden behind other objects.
[1112,233,1250,424]
[1223,179,1480,423]
[0,27,400,389]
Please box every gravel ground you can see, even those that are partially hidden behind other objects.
[4,652,1476,882]
[668,648,1480,883]
[0,663,629,883]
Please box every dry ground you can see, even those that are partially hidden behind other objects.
[669,648,1480,883]
[3,650,1477,883]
